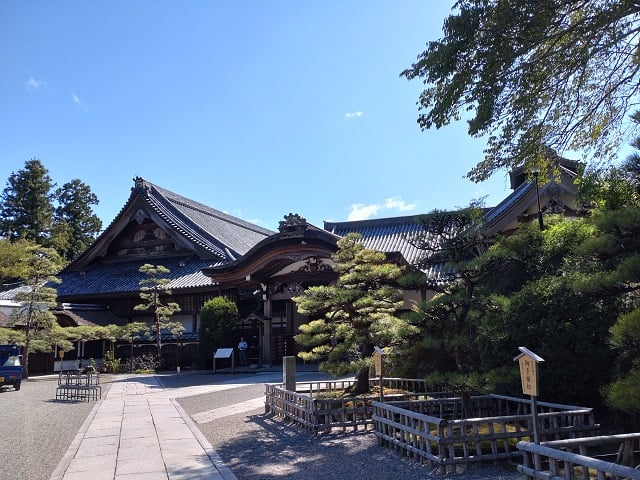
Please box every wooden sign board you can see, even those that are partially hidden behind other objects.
[374,352,382,376]
[374,346,384,376]
[518,355,538,396]
[514,347,544,397]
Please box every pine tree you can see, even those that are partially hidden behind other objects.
[0,159,55,244]
[294,233,416,394]
[8,242,63,378]
[133,264,182,367]
[52,179,102,261]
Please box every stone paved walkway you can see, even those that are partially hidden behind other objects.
[50,375,237,480]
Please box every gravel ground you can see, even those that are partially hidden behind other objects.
[0,375,111,480]
[168,372,527,480]
[1,371,527,480]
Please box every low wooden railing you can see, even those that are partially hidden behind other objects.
[517,434,640,480]
[264,378,439,433]
[372,395,597,474]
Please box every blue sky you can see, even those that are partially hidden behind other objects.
[1,1,514,232]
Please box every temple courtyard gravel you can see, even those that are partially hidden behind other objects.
[0,368,526,480]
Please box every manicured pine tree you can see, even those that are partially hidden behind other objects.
[294,233,416,394]
[133,264,182,367]
[8,242,63,378]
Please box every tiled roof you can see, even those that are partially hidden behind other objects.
[56,257,222,299]
[66,178,275,272]
[324,214,445,278]
[483,181,533,225]
[0,285,30,301]
[141,180,274,259]
[53,307,125,327]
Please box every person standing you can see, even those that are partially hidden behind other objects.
[238,337,249,366]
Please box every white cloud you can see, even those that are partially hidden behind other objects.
[384,197,417,211]
[347,203,380,221]
[26,77,45,91]
[347,197,417,221]
[345,111,363,119]
[71,91,89,111]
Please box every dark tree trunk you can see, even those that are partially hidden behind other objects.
[354,367,370,395]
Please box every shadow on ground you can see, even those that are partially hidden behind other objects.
[207,411,439,480]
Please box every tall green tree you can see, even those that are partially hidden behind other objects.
[133,264,182,364]
[0,159,55,243]
[476,212,633,407]
[402,1,640,181]
[198,296,238,366]
[7,242,64,378]
[52,179,102,261]
[293,233,416,394]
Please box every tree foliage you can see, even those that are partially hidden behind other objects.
[402,200,640,408]
[402,1,640,181]
[133,264,183,362]
[399,205,495,387]
[293,233,416,394]
[198,296,238,365]
[7,242,64,377]
[0,159,102,262]
[0,159,55,243]
[52,179,102,261]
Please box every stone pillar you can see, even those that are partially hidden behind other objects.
[283,356,296,391]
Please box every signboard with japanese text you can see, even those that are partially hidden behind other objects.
[514,346,544,397]
[518,355,538,396]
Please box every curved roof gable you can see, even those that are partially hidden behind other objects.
[65,177,274,271]
[202,214,340,288]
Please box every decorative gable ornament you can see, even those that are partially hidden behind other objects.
[278,213,308,233]
[133,176,148,192]
[134,209,149,224]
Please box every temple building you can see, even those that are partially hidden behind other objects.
[46,157,581,372]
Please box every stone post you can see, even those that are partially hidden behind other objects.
[283,356,296,392]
